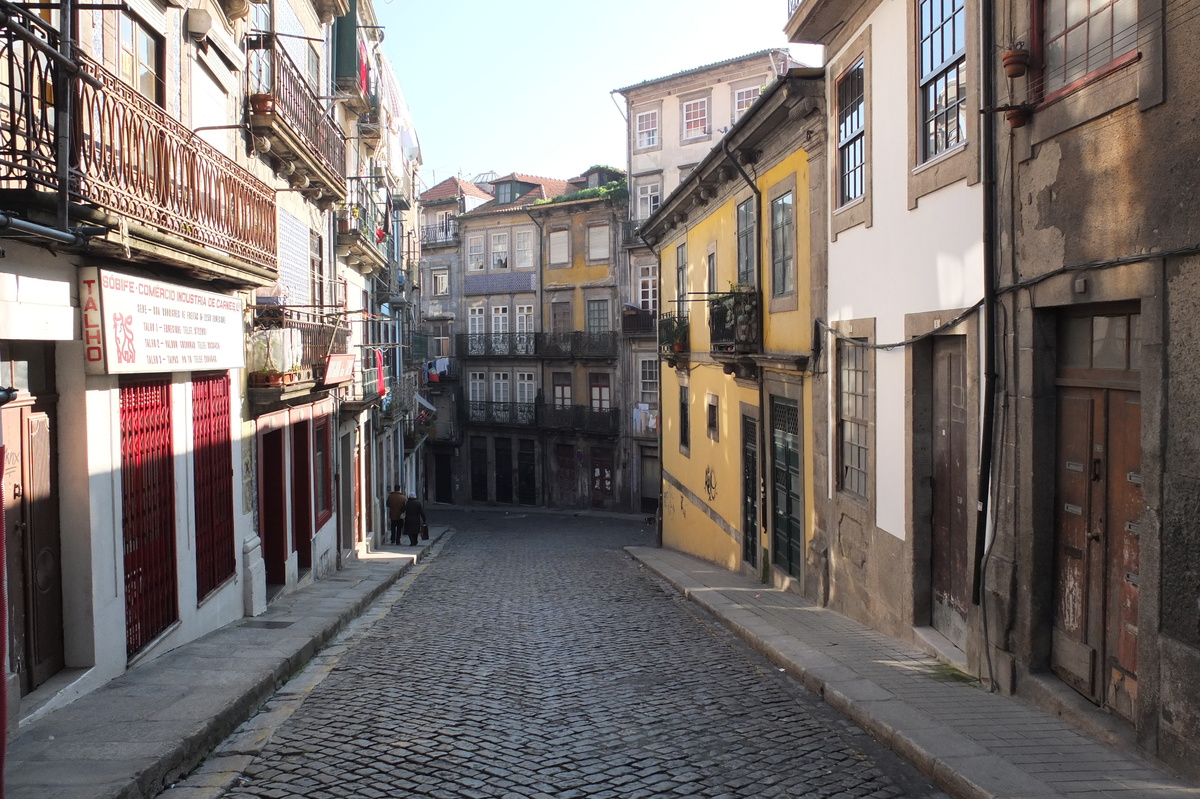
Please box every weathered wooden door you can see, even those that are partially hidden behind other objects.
[260,428,288,587]
[771,397,803,580]
[1053,308,1142,721]
[2,405,64,692]
[742,416,758,568]
[590,448,614,508]
[931,336,969,650]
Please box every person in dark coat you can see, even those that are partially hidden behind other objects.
[386,486,407,545]
[402,495,427,546]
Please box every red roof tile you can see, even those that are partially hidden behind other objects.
[419,176,492,204]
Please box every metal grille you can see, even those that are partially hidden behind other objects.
[193,373,235,602]
[120,380,178,657]
[838,339,870,498]
[771,397,802,579]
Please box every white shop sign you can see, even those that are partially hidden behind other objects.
[79,267,245,375]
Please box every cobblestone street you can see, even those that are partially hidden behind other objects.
[208,510,947,798]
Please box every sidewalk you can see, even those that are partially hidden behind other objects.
[4,528,449,799]
[627,545,1200,799]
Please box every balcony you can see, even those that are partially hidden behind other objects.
[421,219,459,247]
[539,331,618,360]
[658,314,690,366]
[709,290,760,354]
[467,401,537,427]
[343,364,392,410]
[336,178,388,273]
[0,25,277,279]
[458,332,538,358]
[248,34,347,201]
[424,357,460,383]
[621,307,657,336]
[540,404,621,436]
[246,306,350,409]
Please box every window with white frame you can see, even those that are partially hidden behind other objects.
[918,0,967,161]
[516,304,534,333]
[837,59,866,205]
[468,306,485,334]
[492,372,510,404]
[639,262,658,313]
[1042,0,1138,94]
[771,192,795,296]
[552,372,571,407]
[707,394,719,441]
[636,182,661,220]
[496,183,514,204]
[589,373,611,410]
[491,232,509,269]
[587,224,610,261]
[431,322,450,357]
[515,230,534,268]
[707,251,717,294]
[736,199,755,285]
[682,97,709,139]
[640,358,658,405]
[492,305,509,333]
[733,86,760,122]
[432,270,449,295]
[467,235,485,270]
[117,12,162,104]
[636,109,659,148]
[516,372,536,404]
[469,371,486,402]
[549,229,569,265]
[586,299,610,332]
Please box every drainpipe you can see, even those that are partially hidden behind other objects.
[972,0,999,607]
[723,138,770,581]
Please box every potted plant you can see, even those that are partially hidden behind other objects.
[1001,45,1030,79]
[249,93,274,114]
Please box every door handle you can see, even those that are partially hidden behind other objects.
[1092,459,1103,482]
[1088,531,1101,542]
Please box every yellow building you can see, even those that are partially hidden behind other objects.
[642,70,826,592]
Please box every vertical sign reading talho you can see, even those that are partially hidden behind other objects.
[79,267,245,375]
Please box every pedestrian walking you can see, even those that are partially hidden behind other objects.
[386,486,407,545]
[403,494,427,546]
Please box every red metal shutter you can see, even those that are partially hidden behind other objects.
[120,379,178,657]
[193,373,235,601]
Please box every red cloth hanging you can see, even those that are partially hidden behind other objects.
[375,349,386,396]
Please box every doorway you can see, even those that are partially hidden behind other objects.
[930,336,970,651]
[495,438,513,504]
[1052,308,1142,722]
[770,396,803,580]
[434,450,453,504]
[292,421,312,572]
[517,439,537,505]
[260,428,288,588]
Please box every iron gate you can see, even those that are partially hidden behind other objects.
[193,373,235,601]
[120,380,179,657]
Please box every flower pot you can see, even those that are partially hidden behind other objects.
[1001,48,1030,79]
[249,94,274,114]
[1005,107,1030,129]
[673,342,684,352]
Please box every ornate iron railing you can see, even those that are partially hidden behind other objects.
[337,176,387,259]
[709,289,760,353]
[658,313,690,355]
[248,34,346,184]
[621,307,656,334]
[420,219,458,245]
[458,332,538,357]
[467,400,537,426]
[540,403,621,435]
[0,21,278,272]
[539,331,618,359]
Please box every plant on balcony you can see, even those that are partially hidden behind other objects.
[249,94,274,114]
[709,285,758,354]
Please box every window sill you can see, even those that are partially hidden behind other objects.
[913,140,967,175]
[833,195,866,216]
[1036,50,1141,111]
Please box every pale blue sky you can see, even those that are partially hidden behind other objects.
[375,0,819,191]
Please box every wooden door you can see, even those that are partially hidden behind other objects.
[742,417,758,568]
[260,429,287,587]
[931,337,969,650]
[590,448,614,508]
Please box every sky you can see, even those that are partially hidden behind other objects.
[374,0,821,193]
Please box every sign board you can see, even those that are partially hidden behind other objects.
[323,353,356,385]
[79,268,244,375]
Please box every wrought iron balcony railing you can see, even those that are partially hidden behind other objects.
[540,403,621,435]
[709,289,760,354]
[539,331,618,359]
[658,313,690,355]
[336,177,387,269]
[420,219,459,246]
[467,400,537,427]
[0,22,278,274]
[458,332,538,358]
[621,307,657,334]
[248,33,347,199]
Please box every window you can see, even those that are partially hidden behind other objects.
[638,262,658,313]
[837,59,866,205]
[549,229,570,265]
[467,235,485,270]
[432,270,449,295]
[469,371,486,402]
[516,304,534,333]
[838,339,870,498]
[310,231,327,308]
[707,251,717,294]
[552,372,572,407]
[918,0,967,161]
[707,395,719,441]
[492,371,510,403]
[468,306,485,334]
[491,232,509,269]
[636,110,659,148]
[1042,0,1138,94]
[676,243,688,318]
[551,301,572,333]
[587,299,610,333]
[118,13,162,104]
[491,305,509,333]
[733,86,760,122]
[679,385,690,450]
[431,322,450,357]
[682,97,709,140]
[736,199,755,285]
[515,230,534,268]
[589,373,611,410]
[516,372,536,404]
[587,224,610,261]
[637,182,661,220]
[496,183,514,204]
[639,359,659,405]
[771,192,795,296]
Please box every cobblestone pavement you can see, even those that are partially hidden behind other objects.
[206,509,949,799]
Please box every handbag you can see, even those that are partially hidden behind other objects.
[420,521,429,540]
